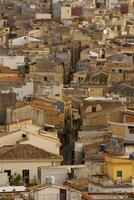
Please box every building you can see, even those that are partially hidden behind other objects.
[0,143,62,184]
[81,96,126,130]
[70,41,81,72]
[105,155,134,183]
[0,92,16,124]
[30,184,82,200]
[61,6,72,20]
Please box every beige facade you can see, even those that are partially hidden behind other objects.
[0,160,61,183]
[61,7,72,20]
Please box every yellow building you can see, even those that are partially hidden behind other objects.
[105,155,134,182]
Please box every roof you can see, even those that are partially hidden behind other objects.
[30,184,68,192]
[0,76,23,82]
[10,36,41,45]
[30,59,61,72]
[0,186,27,193]
[0,144,62,161]
[0,66,17,74]
[31,100,60,113]
[84,96,126,102]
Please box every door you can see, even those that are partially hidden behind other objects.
[60,189,66,200]
[22,170,29,185]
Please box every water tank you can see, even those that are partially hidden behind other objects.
[46,176,55,184]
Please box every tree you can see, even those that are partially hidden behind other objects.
[10,173,23,186]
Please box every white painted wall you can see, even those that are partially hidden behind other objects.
[0,128,60,155]
[21,133,60,155]
[35,13,51,19]
[61,7,72,19]
[0,56,25,69]
[125,145,134,156]
[106,0,118,9]
[0,130,24,147]
[88,182,134,193]
[36,187,60,200]
[34,186,81,200]
[0,20,7,28]
[0,161,54,183]
[40,84,63,100]
[2,81,34,101]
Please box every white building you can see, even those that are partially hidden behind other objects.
[9,36,42,47]
[0,144,62,184]
[106,0,119,9]
[0,120,61,155]
[30,184,82,200]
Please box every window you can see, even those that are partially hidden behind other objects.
[22,134,26,139]
[55,94,60,97]
[4,170,11,177]
[44,76,47,81]
[117,171,122,177]
[119,69,122,73]
[128,126,134,134]
[22,170,29,185]
[92,106,96,112]
[60,189,66,200]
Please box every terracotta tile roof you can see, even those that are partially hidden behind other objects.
[8,118,31,125]
[0,66,17,74]
[64,179,88,191]
[0,144,62,160]
[84,141,109,151]
[31,100,60,112]
[0,76,23,82]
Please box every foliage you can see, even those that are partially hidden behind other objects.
[10,173,23,186]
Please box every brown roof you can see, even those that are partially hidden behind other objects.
[0,76,23,82]
[0,66,18,74]
[0,144,62,160]
[31,100,60,112]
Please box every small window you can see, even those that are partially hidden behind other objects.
[92,106,96,112]
[117,171,122,177]
[119,69,122,73]
[128,126,134,134]
[44,76,47,81]
[55,94,60,97]
[22,134,26,139]
[4,170,11,177]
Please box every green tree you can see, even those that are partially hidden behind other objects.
[10,173,23,186]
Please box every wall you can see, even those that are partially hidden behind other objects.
[105,157,132,182]
[36,187,60,200]
[83,109,124,129]
[61,7,72,20]
[110,124,126,138]
[125,145,134,156]
[22,133,60,155]
[6,105,32,124]
[34,187,81,200]
[0,92,16,123]
[0,161,55,183]
[88,86,104,96]
[40,167,68,184]
[0,56,25,69]
[2,81,34,101]
[0,130,24,147]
